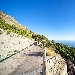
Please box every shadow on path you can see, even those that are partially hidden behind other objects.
[28,52,40,56]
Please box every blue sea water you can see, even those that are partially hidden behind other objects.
[55,40,75,48]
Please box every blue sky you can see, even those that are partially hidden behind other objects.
[0,0,75,40]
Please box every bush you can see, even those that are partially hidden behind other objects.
[7,53,12,56]
[7,31,11,35]
[7,51,13,56]
[14,50,19,53]
[0,20,32,38]
[39,44,43,48]
[30,44,32,46]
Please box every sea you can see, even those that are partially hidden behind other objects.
[55,40,75,48]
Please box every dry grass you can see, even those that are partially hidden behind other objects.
[40,47,51,56]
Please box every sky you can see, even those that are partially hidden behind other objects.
[0,0,75,40]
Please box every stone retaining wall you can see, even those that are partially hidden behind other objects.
[46,55,67,75]
[0,28,34,60]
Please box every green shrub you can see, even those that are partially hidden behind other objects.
[7,51,13,56]
[7,31,11,35]
[14,50,19,53]
[7,53,12,56]
[0,20,32,38]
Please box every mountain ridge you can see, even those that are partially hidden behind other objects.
[0,11,28,30]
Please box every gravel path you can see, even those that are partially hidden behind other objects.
[8,45,43,75]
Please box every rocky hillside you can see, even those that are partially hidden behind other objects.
[0,11,26,30]
[0,11,34,61]
[0,28,34,61]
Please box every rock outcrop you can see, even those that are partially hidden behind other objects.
[65,58,75,75]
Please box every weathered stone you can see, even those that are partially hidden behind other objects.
[0,28,34,61]
[46,54,67,75]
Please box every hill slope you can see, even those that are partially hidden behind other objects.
[0,11,34,61]
[0,11,26,30]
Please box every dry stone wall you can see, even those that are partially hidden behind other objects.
[46,54,67,75]
[0,28,34,60]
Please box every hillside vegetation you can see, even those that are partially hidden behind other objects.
[32,35,75,64]
[55,43,75,64]
[0,19,32,38]
[0,19,34,61]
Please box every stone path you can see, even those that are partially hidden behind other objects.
[0,44,56,75]
[8,45,43,75]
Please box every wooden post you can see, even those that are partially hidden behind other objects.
[43,43,46,75]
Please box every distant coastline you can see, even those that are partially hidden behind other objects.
[55,40,75,48]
